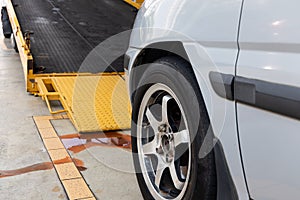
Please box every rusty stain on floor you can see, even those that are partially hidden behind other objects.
[0,115,132,199]
[0,162,53,178]
[33,115,95,200]
[0,157,87,179]
[60,131,131,154]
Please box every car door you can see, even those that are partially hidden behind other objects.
[236,0,300,199]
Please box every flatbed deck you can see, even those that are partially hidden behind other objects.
[5,0,134,132]
[13,0,136,73]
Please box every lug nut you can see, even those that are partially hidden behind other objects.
[158,124,167,132]
[156,147,163,154]
[166,154,173,163]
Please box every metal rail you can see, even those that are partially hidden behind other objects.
[123,0,143,9]
[6,0,34,91]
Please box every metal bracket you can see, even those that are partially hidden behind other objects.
[24,30,34,53]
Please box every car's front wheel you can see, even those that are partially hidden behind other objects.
[131,56,216,200]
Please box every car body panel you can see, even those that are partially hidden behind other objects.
[237,0,300,199]
[183,43,249,199]
[130,0,243,48]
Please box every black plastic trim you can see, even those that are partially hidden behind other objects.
[210,72,300,120]
[214,140,239,200]
[209,72,234,100]
[234,76,300,120]
[124,54,130,70]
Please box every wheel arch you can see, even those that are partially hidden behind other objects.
[129,41,192,104]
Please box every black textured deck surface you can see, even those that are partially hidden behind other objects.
[12,0,136,73]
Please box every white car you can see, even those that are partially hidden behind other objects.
[125,0,300,199]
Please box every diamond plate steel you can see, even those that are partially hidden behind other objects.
[52,74,131,132]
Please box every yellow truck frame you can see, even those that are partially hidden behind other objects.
[6,0,136,132]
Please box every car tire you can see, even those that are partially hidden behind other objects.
[4,33,11,38]
[131,56,217,200]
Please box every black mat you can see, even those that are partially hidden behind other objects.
[12,0,136,73]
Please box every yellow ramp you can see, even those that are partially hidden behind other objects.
[37,74,131,132]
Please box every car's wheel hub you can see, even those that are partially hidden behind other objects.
[156,130,175,163]
[137,83,191,200]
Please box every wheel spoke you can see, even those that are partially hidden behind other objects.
[142,139,157,155]
[161,95,172,124]
[146,107,160,130]
[169,162,184,190]
[173,129,189,147]
[155,158,167,188]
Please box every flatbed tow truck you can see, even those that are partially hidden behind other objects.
[3,0,142,133]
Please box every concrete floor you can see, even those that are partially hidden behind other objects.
[0,30,142,199]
